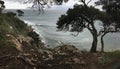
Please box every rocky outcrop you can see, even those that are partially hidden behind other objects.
[0,12,44,53]
[0,44,102,69]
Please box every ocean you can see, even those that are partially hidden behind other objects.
[5,9,120,51]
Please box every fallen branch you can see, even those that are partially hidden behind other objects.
[16,55,36,66]
[0,54,11,59]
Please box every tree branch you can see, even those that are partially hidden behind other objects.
[81,0,87,7]
[80,14,91,23]
[87,0,92,5]
[17,55,36,66]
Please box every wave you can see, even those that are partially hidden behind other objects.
[35,24,55,28]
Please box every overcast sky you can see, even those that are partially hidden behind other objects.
[4,0,78,9]
[4,0,101,10]
[4,0,31,9]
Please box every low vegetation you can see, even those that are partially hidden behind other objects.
[0,12,44,55]
[106,50,120,58]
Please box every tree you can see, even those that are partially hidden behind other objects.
[97,13,116,52]
[95,0,120,52]
[56,0,106,52]
[0,0,5,14]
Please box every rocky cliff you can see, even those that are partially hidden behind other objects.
[0,12,120,69]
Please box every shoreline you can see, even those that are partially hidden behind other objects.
[22,19,120,52]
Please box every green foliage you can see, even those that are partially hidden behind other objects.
[12,17,28,34]
[0,0,5,14]
[28,31,39,41]
[0,12,29,36]
[0,12,32,48]
[98,56,110,65]
[56,3,105,52]
[57,5,102,32]
[0,32,5,40]
[57,0,120,52]
[16,10,24,16]
[6,12,16,17]
[1,40,16,47]
[27,31,41,48]
[97,0,120,29]
[106,50,120,58]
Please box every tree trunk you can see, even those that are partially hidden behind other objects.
[0,8,2,14]
[90,34,98,52]
[101,35,104,52]
[90,22,98,53]
[101,32,107,52]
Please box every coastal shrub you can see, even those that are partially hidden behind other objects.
[106,51,120,58]
[27,31,40,48]
[6,12,16,17]
[0,40,18,56]
[16,10,24,16]
[27,31,40,41]
[98,56,110,65]
[13,18,28,34]
[0,13,29,35]
[0,33,4,40]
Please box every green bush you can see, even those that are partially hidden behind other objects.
[106,50,120,58]
[98,56,110,65]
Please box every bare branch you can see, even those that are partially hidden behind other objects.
[87,27,94,35]
[81,0,87,6]
[87,0,92,5]
[71,32,80,37]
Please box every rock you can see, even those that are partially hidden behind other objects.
[22,53,31,56]
[44,50,53,55]
[48,64,52,67]
[80,60,86,65]
[59,52,67,55]
[54,45,79,54]
[64,61,72,64]
[116,65,120,69]
[73,50,82,54]
[38,49,44,54]
[72,58,81,64]
[48,54,54,59]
